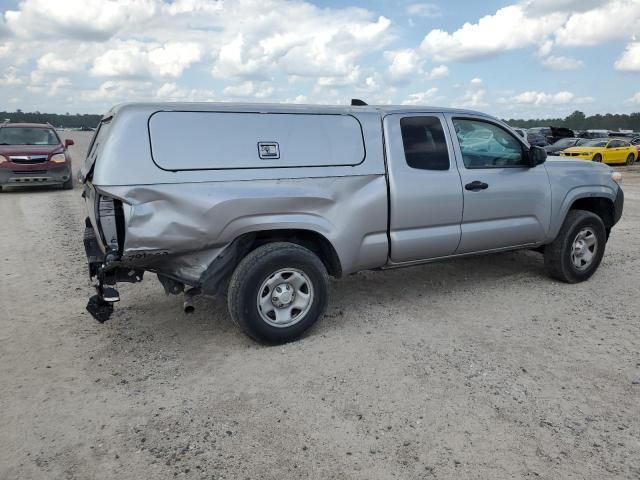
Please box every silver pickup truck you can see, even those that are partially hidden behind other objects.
[79,101,623,344]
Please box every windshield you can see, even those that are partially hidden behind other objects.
[0,127,60,146]
[582,140,607,147]
[553,138,576,148]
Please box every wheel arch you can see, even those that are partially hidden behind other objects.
[233,228,343,279]
[569,197,614,233]
[550,187,617,241]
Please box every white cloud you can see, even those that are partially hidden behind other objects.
[541,55,583,70]
[1,67,22,85]
[317,67,362,88]
[627,92,640,104]
[155,82,216,102]
[37,52,83,73]
[91,41,201,78]
[419,5,566,62]
[510,90,593,105]
[426,64,449,80]
[416,1,640,64]
[402,88,439,105]
[454,79,487,108]
[523,0,606,14]
[48,78,71,96]
[208,8,391,83]
[223,81,274,99]
[81,80,154,101]
[5,0,158,40]
[385,49,423,82]
[406,3,441,17]
[615,42,640,72]
[554,0,640,47]
[0,42,9,58]
[0,15,8,38]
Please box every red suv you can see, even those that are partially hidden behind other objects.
[0,123,74,191]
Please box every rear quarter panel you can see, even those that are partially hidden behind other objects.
[90,105,389,283]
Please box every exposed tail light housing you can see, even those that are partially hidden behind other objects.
[97,195,125,260]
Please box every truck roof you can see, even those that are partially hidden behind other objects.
[106,102,492,119]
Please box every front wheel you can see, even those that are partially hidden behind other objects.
[227,242,329,344]
[544,210,606,283]
[593,153,602,163]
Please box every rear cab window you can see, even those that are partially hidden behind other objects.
[399,116,449,170]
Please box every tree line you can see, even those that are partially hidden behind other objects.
[1,110,102,129]
[3,109,640,132]
[506,111,640,132]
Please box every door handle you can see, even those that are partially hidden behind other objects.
[465,180,489,191]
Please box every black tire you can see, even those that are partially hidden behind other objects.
[227,242,329,344]
[62,176,73,190]
[593,154,602,163]
[626,153,635,165]
[544,209,606,283]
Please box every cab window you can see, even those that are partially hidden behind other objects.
[608,140,624,148]
[400,116,450,170]
[453,118,526,168]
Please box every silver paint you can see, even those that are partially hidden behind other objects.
[81,102,621,290]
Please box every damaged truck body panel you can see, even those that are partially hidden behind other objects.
[80,101,623,343]
[97,176,389,285]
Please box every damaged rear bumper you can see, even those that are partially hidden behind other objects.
[83,218,143,322]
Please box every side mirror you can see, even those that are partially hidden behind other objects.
[65,139,74,147]
[528,146,547,167]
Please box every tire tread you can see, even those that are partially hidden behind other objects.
[227,242,328,343]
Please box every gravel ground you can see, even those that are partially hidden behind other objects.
[1,131,639,479]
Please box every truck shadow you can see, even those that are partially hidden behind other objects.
[87,249,551,387]
[0,185,72,194]
[102,248,547,352]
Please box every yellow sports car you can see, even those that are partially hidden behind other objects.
[560,138,637,165]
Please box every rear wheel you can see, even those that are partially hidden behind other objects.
[227,242,329,344]
[544,210,606,283]
[626,153,635,165]
[593,153,602,163]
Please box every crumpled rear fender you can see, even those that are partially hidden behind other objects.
[100,175,389,285]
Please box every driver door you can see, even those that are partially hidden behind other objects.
[446,115,552,254]
[606,139,625,163]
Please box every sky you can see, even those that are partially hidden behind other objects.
[0,0,639,118]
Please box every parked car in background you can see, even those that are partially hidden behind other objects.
[579,129,610,139]
[544,137,588,155]
[527,126,552,138]
[548,126,575,144]
[512,127,527,139]
[79,101,623,343]
[609,130,635,138]
[526,131,549,147]
[560,138,636,165]
[0,123,74,191]
[630,137,640,158]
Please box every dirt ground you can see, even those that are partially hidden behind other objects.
[1,131,639,480]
